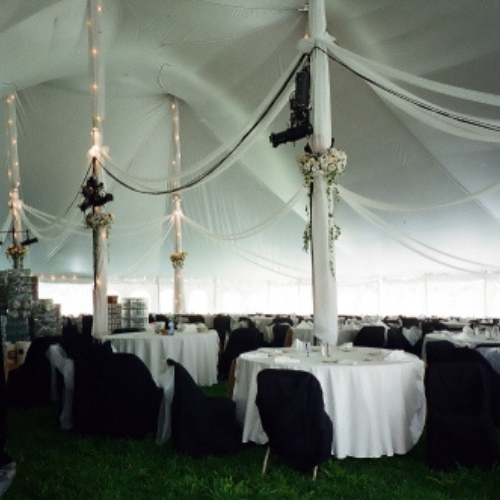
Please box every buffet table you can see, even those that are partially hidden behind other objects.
[103,330,219,386]
[233,346,425,459]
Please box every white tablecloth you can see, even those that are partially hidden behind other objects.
[103,330,219,386]
[233,346,425,459]
[422,331,500,361]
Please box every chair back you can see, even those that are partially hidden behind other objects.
[425,361,499,470]
[256,369,332,472]
[353,326,385,348]
[167,359,240,457]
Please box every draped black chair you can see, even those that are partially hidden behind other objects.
[353,326,385,348]
[213,314,232,349]
[271,323,292,348]
[167,359,241,458]
[424,340,457,364]
[425,361,500,471]
[7,335,65,407]
[218,327,264,379]
[188,314,205,324]
[70,342,163,439]
[385,327,413,353]
[271,315,293,327]
[256,369,333,479]
[447,347,500,427]
[0,333,16,496]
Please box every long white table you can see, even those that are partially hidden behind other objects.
[103,330,219,386]
[233,346,425,459]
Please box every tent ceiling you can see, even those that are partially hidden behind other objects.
[1,0,500,285]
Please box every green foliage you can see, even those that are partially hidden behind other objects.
[3,382,500,499]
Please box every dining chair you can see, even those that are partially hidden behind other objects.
[167,359,241,458]
[385,327,413,353]
[218,327,263,379]
[69,341,163,439]
[353,326,385,348]
[424,339,456,364]
[447,347,500,427]
[271,323,292,347]
[425,361,499,471]
[255,369,333,480]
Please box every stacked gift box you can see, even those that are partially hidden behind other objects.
[0,269,33,342]
[108,296,122,332]
[121,297,148,329]
[32,298,62,337]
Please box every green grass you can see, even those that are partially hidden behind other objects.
[3,381,500,499]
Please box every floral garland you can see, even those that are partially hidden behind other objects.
[298,147,347,275]
[170,251,188,269]
[85,212,115,232]
[5,245,28,258]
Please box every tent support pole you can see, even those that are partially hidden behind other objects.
[309,0,338,345]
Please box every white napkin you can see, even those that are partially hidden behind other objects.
[462,325,474,336]
[402,326,422,346]
[339,342,353,350]
[196,323,208,333]
[385,350,413,361]
[292,338,304,350]
[274,356,300,364]
[452,331,471,340]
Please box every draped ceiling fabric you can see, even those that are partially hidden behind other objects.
[1,0,500,316]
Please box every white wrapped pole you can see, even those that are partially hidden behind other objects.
[88,0,109,338]
[309,0,338,344]
[5,92,24,269]
[170,98,185,315]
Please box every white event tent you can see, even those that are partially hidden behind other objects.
[1,0,500,319]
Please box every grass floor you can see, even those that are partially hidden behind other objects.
[2,381,500,499]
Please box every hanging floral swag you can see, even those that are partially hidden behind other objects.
[170,251,188,269]
[298,147,347,275]
[5,245,28,261]
[85,212,115,232]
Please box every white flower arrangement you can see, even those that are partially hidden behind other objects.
[5,245,28,258]
[298,147,347,187]
[298,147,347,276]
[85,212,115,231]
[170,251,188,269]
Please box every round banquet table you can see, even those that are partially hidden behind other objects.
[422,330,500,361]
[233,346,426,459]
[102,330,219,386]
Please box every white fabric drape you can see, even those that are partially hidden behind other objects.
[309,0,337,345]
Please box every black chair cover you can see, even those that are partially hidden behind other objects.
[425,361,499,471]
[271,324,291,348]
[71,342,162,439]
[447,347,500,427]
[167,359,241,458]
[256,369,333,472]
[386,327,414,353]
[213,314,232,348]
[218,327,263,378]
[7,335,65,407]
[425,340,457,364]
[353,326,385,348]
